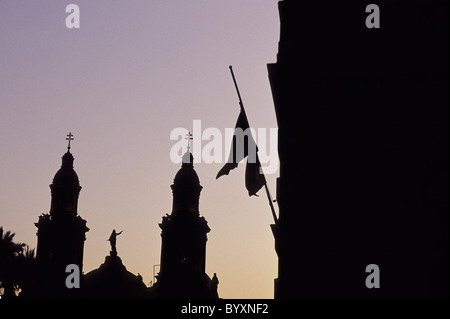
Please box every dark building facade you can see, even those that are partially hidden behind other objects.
[268,0,449,298]
[34,147,89,298]
[151,152,219,299]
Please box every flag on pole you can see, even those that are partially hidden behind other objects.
[216,107,266,196]
[218,65,278,223]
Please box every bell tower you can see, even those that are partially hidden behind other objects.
[34,133,89,298]
[152,139,218,299]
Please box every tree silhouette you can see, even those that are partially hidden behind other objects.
[0,227,26,298]
[15,245,36,298]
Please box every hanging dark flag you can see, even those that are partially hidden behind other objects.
[216,107,265,196]
[245,153,266,196]
[216,107,249,174]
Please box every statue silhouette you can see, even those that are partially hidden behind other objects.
[107,229,122,256]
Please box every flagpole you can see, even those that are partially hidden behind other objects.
[229,66,244,110]
[264,182,279,225]
[229,65,278,225]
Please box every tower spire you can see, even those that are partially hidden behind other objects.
[185,131,193,153]
[66,132,74,152]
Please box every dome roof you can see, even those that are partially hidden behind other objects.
[83,255,147,299]
[52,151,80,187]
[173,152,200,186]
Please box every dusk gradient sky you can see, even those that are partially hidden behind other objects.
[0,1,280,298]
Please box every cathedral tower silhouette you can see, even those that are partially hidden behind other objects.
[34,134,89,298]
[151,151,219,298]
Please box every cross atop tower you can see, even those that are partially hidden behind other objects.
[185,131,193,153]
[66,132,74,151]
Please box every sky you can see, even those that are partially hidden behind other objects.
[0,1,280,299]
